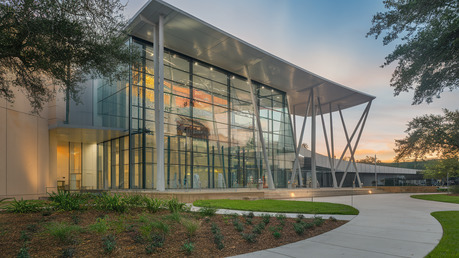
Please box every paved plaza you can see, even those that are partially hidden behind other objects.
[233,193,458,258]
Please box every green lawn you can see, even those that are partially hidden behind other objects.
[193,199,359,215]
[426,211,459,257]
[410,194,459,204]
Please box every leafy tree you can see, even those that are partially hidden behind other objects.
[367,0,458,104]
[423,157,459,179]
[0,0,132,113]
[356,155,381,164]
[394,109,459,162]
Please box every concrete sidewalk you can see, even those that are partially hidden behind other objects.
[232,193,458,258]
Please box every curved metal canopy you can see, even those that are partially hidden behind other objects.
[127,0,375,116]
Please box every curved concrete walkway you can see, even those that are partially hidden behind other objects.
[232,193,458,258]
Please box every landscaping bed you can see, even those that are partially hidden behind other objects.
[0,194,347,257]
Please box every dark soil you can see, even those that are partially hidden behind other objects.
[0,209,346,257]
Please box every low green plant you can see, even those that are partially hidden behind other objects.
[252,223,265,235]
[247,212,255,219]
[181,218,199,239]
[143,197,163,213]
[276,214,286,226]
[46,222,81,243]
[273,231,281,239]
[241,233,257,243]
[164,211,181,222]
[313,216,324,227]
[140,220,169,242]
[48,191,84,211]
[61,247,76,258]
[167,198,186,213]
[71,214,80,225]
[233,219,244,232]
[17,245,30,258]
[329,216,337,222]
[296,214,304,223]
[26,224,38,233]
[293,222,305,235]
[261,213,271,225]
[199,206,217,217]
[41,206,53,216]
[449,185,459,194]
[123,194,144,207]
[181,241,194,255]
[245,217,253,225]
[102,234,116,253]
[95,193,128,213]
[20,230,31,242]
[6,198,41,213]
[90,216,109,234]
[211,223,225,250]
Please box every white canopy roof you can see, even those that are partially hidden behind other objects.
[127,0,375,115]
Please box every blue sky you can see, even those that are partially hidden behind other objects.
[123,0,458,162]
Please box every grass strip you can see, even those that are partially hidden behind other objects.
[426,211,459,257]
[411,194,459,204]
[193,199,358,215]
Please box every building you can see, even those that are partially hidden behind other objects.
[2,0,412,199]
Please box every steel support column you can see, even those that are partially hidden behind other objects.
[338,101,372,188]
[317,98,337,188]
[330,103,336,188]
[311,90,317,188]
[289,92,312,186]
[247,75,275,190]
[154,15,165,191]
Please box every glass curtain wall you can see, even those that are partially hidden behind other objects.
[96,38,295,189]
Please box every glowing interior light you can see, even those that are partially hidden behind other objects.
[369,190,372,194]
[210,67,213,71]
[290,192,295,197]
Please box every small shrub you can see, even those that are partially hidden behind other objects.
[261,213,271,225]
[6,198,41,213]
[46,222,81,243]
[26,224,38,233]
[247,212,255,219]
[241,233,257,243]
[102,234,116,253]
[61,247,76,258]
[229,213,239,219]
[211,223,225,250]
[450,185,459,194]
[17,245,30,258]
[143,197,163,213]
[164,212,181,222]
[41,206,53,216]
[329,216,337,222]
[48,191,83,211]
[124,194,144,207]
[198,206,217,217]
[181,218,199,239]
[296,214,305,223]
[276,214,286,226]
[95,193,128,213]
[71,214,80,225]
[303,222,314,230]
[313,216,324,227]
[90,216,109,234]
[233,219,244,232]
[252,223,264,235]
[293,223,305,235]
[20,230,31,242]
[140,220,169,241]
[167,198,186,213]
[273,231,281,239]
[182,241,194,255]
[245,217,253,225]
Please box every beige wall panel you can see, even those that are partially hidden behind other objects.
[82,143,97,189]
[0,107,6,196]
[0,97,5,108]
[48,131,58,191]
[37,118,49,195]
[6,110,38,195]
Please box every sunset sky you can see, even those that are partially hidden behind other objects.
[124,0,458,162]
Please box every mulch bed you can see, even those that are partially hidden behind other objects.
[0,209,346,257]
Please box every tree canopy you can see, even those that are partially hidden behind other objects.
[367,0,458,104]
[423,157,459,179]
[394,109,459,162]
[356,155,382,164]
[0,0,132,112]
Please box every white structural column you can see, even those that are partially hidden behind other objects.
[289,92,312,186]
[154,15,165,191]
[317,98,337,188]
[248,76,275,190]
[311,90,317,188]
[330,103,336,188]
[338,101,372,188]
